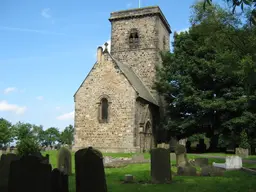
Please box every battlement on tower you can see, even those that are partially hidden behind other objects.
[109,6,171,33]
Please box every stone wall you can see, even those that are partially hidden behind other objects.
[73,52,139,153]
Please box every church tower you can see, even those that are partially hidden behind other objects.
[109,6,171,97]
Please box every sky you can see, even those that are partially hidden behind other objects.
[0,0,226,131]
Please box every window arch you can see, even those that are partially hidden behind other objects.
[98,96,110,123]
[129,28,139,49]
[101,98,108,121]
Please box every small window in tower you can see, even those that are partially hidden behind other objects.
[129,28,139,49]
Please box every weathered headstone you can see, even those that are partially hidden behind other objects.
[169,137,178,152]
[175,144,188,167]
[6,147,10,154]
[57,147,72,175]
[195,158,209,167]
[51,168,69,192]
[150,148,171,183]
[46,146,51,151]
[177,165,197,176]
[8,155,52,192]
[124,174,134,183]
[0,154,20,192]
[75,147,107,192]
[201,166,225,176]
[178,139,187,146]
[213,156,242,170]
[170,153,176,162]
[30,152,50,164]
[235,148,249,158]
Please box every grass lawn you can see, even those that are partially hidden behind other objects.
[42,150,256,192]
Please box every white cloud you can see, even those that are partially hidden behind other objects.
[41,8,51,19]
[0,100,27,115]
[36,96,44,101]
[57,111,74,120]
[3,87,17,94]
[176,28,189,34]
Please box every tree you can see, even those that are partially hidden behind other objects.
[12,122,35,141]
[154,3,256,150]
[59,124,74,146]
[44,127,60,146]
[204,0,256,25]
[32,125,46,145]
[0,118,14,146]
[16,137,40,156]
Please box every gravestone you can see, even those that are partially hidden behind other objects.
[57,147,72,175]
[170,153,176,163]
[235,148,249,158]
[124,174,134,183]
[8,155,52,192]
[177,165,197,176]
[51,168,69,192]
[178,139,187,146]
[169,137,178,152]
[0,154,20,192]
[6,147,10,153]
[30,152,50,164]
[201,166,225,176]
[75,147,107,192]
[212,156,242,170]
[46,146,51,151]
[195,158,209,167]
[150,148,171,183]
[175,144,188,167]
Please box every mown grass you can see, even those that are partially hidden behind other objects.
[42,150,256,192]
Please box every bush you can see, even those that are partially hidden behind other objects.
[239,129,250,149]
[16,138,40,156]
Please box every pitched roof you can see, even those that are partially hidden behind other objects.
[74,51,158,106]
[110,55,158,106]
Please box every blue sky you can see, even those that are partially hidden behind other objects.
[0,0,225,130]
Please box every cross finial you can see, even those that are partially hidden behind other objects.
[103,42,109,53]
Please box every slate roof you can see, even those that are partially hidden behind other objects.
[109,55,158,106]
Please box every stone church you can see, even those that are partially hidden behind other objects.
[73,6,171,153]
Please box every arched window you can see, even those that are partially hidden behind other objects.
[129,28,139,48]
[98,97,109,123]
[101,98,108,121]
